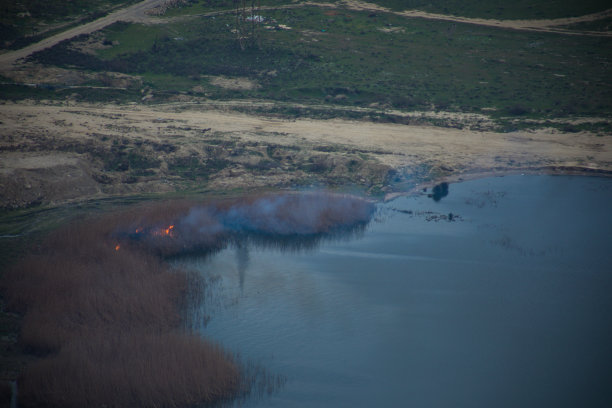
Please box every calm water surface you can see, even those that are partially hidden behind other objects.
[175,176,612,408]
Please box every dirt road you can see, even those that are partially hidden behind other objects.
[164,1,612,37]
[0,0,165,70]
[339,1,612,36]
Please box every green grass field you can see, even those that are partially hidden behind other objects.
[26,3,611,120]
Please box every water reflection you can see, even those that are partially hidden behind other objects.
[186,176,612,408]
[235,243,249,291]
[231,223,369,252]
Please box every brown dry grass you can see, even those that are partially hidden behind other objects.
[1,203,240,407]
[3,218,186,352]
[1,192,374,407]
[19,332,239,408]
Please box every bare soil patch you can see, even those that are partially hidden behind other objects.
[209,76,261,91]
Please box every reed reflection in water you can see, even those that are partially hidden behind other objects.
[180,176,612,408]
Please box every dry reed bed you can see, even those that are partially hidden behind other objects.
[1,192,375,407]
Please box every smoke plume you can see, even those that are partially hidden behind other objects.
[116,192,375,256]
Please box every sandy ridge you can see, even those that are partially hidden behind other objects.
[2,102,609,171]
[1,101,610,206]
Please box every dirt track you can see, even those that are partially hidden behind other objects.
[0,0,165,70]
[165,1,612,36]
[339,0,612,36]
[164,0,612,37]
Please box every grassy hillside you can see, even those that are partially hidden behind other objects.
[27,5,612,120]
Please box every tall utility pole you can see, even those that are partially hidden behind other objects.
[234,0,260,50]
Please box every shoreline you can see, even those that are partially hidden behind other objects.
[1,100,611,210]
[1,168,611,406]
[384,166,612,201]
[1,164,610,213]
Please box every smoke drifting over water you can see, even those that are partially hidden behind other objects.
[117,192,375,256]
[1,192,374,408]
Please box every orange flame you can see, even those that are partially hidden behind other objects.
[115,244,120,251]
[150,224,176,237]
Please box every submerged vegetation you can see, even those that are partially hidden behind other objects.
[0,192,374,407]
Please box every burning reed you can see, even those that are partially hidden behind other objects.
[1,192,374,407]
[117,192,375,256]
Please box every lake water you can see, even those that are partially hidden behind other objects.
[175,175,612,408]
